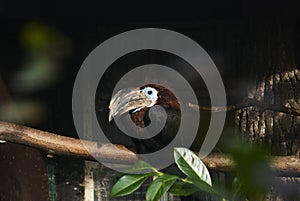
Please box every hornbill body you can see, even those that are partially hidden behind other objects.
[108,84,181,154]
[108,84,213,201]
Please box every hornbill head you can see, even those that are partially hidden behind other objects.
[108,84,180,127]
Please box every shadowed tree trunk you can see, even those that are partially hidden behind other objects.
[235,16,300,200]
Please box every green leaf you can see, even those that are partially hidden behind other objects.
[232,177,243,194]
[146,174,178,201]
[231,177,244,200]
[126,160,157,174]
[188,177,230,199]
[226,141,271,201]
[174,147,212,186]
[188,177,219,195]
[168,180,199,196]
[110,173,153,197]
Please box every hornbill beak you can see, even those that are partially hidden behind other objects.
[108,88,153,122]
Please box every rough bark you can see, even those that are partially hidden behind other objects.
[234,16,300,201]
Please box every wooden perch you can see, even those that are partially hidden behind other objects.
[201,153,300,177]
[188,98,300,116]
[0,121,299,176]
[0,121,137,164]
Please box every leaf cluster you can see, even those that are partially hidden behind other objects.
[110,147,227,201]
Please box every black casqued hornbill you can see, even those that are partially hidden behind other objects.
[108,84,212,201]
[108,84,181,154]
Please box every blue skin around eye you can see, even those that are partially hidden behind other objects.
[142,87,157,100]
[132,87,158,113]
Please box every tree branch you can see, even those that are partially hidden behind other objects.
[0,121,299,176]
[0,121,137,164]
[188,98,300,116]
[201,153,300,177]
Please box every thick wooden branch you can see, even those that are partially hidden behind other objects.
[0,121,137,164]
[201,153,300,177]
[0,121,299,176]
[188,98,300,116]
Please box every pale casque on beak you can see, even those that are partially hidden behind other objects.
[108,87,158,122]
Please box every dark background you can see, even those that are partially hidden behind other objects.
[0,0,299,138]
[1,2,300,201]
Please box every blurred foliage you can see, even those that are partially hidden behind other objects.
[20,22,58,50]
[226,138,273,201]
[0,100,45,124]
[0,21,73,126]
[13,22,72,93]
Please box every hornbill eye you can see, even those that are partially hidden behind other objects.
[140,87,158,107]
